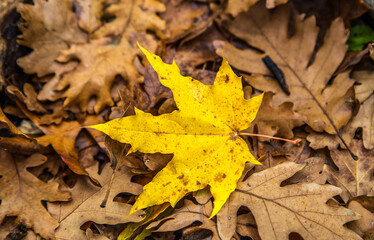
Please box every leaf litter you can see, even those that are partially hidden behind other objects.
[0,0,373,239]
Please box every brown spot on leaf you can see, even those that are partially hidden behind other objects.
[183,182,188,186]
[196,181,201,185]
[163,182,171,187]
[225,75,229,83]
[222,174,226,178]
[178,174,184,179]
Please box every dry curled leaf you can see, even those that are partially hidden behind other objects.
[324,139,374,202]
[0,106,27,137]
[215,1,355,135]
[217,162,361,240]
[91,45,263,218]
[6,83,47,113]
[0,150,71,239]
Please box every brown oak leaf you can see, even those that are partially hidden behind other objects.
[54,0,165,113]
[54,38,151,113]
[54,163,144,240]
[18,0,166,113]
[0,150,71,239]
[214,1,355,135]
[307,70,373,150]
[324,139,374,202]
[217,162,361,240]
[48,161,113,223]
[17,0,87,77]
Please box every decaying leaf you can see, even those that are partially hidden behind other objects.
[324,139,374,202]
[54,163,144,240]
[217,162,361,240]
[91,45,263,218]
[215,1,355,135]
[0,150,71,239]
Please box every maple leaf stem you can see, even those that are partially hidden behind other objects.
[239,133,301,144]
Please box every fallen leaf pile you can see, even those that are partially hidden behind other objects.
[0,0,373,239]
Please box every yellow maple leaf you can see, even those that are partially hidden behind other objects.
[90,44,263,217]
